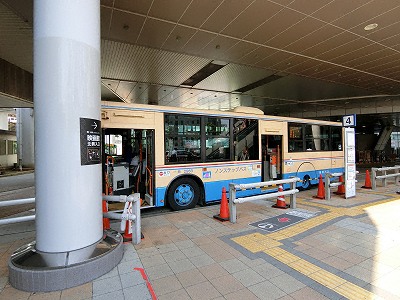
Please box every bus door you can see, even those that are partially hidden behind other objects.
[103,128,155,208]
[262,135,282,181]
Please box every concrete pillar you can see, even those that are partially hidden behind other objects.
[16,108,34,168]
[34,0,102,264]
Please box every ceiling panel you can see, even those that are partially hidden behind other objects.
[333,1,400,31]
[181,31,217,55]
[178,0,223,28]
[136,18,176,48]
[148,0,192,23]
[161,25,197,52]
[220,0,282,39]
[267,17,326,49]
[239,47,278,67]
[311,0,370,23]
[246,9,304,44]
[108,10,145,44]
[316,38,371,61]
[301,31,356,57]
[113,0,151,15]
[220,41,259,63]
[200,0,254,33]
[287,0,333,15]
[200,35,238,61]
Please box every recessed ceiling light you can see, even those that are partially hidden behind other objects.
[364,23,378,31]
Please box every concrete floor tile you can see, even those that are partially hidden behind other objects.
[28,291,62,300]
[181,246,206,258]
[210,273,245,295]
[287,286,330,300]
[185,281,222,300]
[232,268,265,287]
[140,254,166,268]
[60,283,92,300]
[174,240,196,250]
[198,263,230,280]
[92,290,124,300]
[120,270,146,288]
[224,288,260,300]
[161,249,186,263]
[188,254,215,268]
[92,276,122,296]
[248,280,287,300]
[123,282,152,300]
[157,288,191,300]
[220,258,248,274]
[0,286,31,300]
[168,258,196,274]
[268,273,306,294]
[145,263,174,281]
[253,263,285,279]
[176,269,207,288]
[151,274,182,296]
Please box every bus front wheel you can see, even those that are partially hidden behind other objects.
[167,177,200,210]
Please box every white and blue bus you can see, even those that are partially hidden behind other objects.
[101,102,344,210]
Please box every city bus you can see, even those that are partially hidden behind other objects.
[101,101,344,210]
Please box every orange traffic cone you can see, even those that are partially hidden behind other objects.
[362,170,372,189]
[122,202,132,242]
[102,198,110,230]
[313,174,325,199]
[213,187,229,221]
[334,176,345,195]
[272,185,288,209]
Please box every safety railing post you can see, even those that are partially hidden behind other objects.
[382,169,387,187]
[371,168,377,190]
[325,173,331,201]
[229,183,236,224]
[131,193,141,245]
[290,180,296,209]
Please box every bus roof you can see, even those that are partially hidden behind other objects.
[101,101,342,126]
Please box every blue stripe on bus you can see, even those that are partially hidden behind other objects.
[155,166,345,207]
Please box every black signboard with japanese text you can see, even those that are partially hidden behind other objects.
[80,118,101,165]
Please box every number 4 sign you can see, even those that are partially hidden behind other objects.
[342,114,356,127]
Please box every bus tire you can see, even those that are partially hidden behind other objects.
[299,175,311,190]
[167,177,200,210]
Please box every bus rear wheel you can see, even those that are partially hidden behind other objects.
[167,177,200,210]
[299,175,311,190]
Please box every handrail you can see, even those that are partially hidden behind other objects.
[0,198,36,226]
[228,177,300,223]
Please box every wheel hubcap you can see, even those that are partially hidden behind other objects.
[174,184,194,206]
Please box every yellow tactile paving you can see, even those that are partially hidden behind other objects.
[231,194,400,299]
[264,247,379,300]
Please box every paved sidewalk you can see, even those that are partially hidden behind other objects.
[1,177,400,299]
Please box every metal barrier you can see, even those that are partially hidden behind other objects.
[0,194,141,245]
[371,166,400,190]
[324,172,359,199]
[103,193,141,245]
[228,177,300,223]
[0,198,36,226]
[325,172,345,200]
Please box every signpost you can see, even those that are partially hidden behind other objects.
[342,114,356,199]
